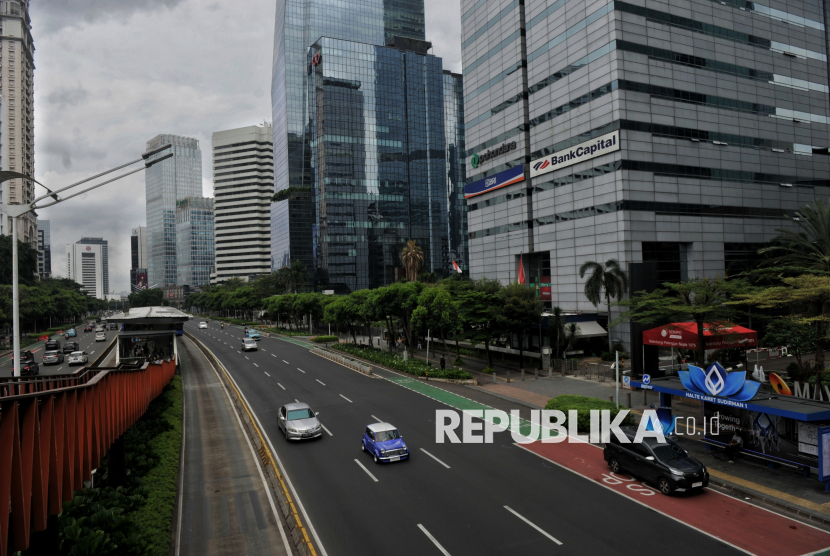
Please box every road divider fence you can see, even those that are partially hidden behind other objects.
[311,347,373,376]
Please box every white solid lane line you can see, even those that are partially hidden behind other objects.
[340,394,353,403]
[297,368,305,373]
[320,424,333,436]
[278,383,285,390]
[354,459,378,483]
[371,415,383,423]
[503,506,562,545]
[420,448,451,469]
[264,372,270,376]
[283,360,289,364]
[254,363,259,368]
[417,524,451,556]
[316,379,326,386]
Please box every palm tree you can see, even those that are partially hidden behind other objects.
[579,259,629,351]
[548,306,566,359]
[400,240,424,282]
[562,322,581,358]
[759,199,830,274]
[287,260,308,293]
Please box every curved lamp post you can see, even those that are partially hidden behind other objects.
[0,144,173,377]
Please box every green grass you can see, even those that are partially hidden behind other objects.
[264,326,310,337]
[544,394,632,432]
[330,343,474,380]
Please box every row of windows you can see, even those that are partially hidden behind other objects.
[213,140,272,151]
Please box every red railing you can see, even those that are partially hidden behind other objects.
[0,358,177,556]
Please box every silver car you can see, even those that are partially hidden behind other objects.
[95,332,106,342]
[68,351,89,366]
[278,403,323,440]
[42,350,64,365]
[241,338,258,352]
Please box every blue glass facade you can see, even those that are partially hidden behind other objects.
[176,196,215,287]
[270,0,426,276]
[307,38,451,291]
[443,71,467,275]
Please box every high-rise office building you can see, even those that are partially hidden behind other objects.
[0,1,34,247]
[461,0,830,352]
[130,226,148,290]
[308,37,457,291]
[78,237,109,295]
[270,0,426,273]
[144,135,202,287]
[36,218,49,278]
[67,241,104,299]
[212,124,273,283]
[443,71,467,275]
[176,196,215,287]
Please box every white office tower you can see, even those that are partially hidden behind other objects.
[67,241,104,299]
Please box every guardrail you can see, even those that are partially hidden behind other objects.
[0,355,177,556]
[311,348,373,376]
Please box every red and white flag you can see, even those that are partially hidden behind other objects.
[452,260,462,273]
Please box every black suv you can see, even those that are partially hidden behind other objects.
[63,341,80,354]
[13,351,38,376]
[45,339,61,352]
[603,426,709,495]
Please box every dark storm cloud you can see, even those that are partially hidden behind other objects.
[46,85,91,107]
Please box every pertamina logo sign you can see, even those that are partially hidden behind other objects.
[530,131,620,177]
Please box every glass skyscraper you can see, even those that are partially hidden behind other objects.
[145,135,202,287]
[270,0,426,274]
[307,37,453,291]
[443,71,467,275]
[176,196,215,287]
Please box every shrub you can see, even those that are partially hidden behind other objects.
[453,356,465,367]
[311,335,338,343]
[264,327,309,337]
[330,344,474,380]
[482,367,495,374]
[600,352,613,361]
[544,394,632,432]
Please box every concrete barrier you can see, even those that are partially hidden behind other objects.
[311,348,373,376]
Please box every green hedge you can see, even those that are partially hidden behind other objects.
[330,344,474,380]
[55,375,183,556]
[265,327,309,337]
[544,394,632,432]
[311,335,339,343]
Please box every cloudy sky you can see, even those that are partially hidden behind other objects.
[32,0,461,293]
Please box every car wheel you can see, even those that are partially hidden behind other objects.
[658,477,674,495]
[608,458,621,473]
[373,452,379,463]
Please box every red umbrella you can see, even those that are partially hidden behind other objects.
[642,322,757,350]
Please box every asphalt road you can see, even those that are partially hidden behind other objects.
[0,322,113,377]
[184,320,742,556]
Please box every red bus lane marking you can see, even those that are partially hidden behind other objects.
[521,440,830,556]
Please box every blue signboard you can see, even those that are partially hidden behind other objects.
[819,426,830,482]
[464,165,524,199]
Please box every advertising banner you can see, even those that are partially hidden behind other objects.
[703,403,820,469]
[531,276,551,300]
[464,165,524,199]
[641,322,757,350]
[529,131,620,178]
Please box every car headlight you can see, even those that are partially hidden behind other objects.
[402,444,407,451]
[381,449,387,453]
[670,468,684,476]
[288,428,299,433]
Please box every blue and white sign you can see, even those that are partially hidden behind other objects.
[529,130,620,178]
[642,374,651,385]
[678,362,761,402]
[622,376,631,390]
[464,165,524,199]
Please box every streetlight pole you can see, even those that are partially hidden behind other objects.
[0,144,172,377]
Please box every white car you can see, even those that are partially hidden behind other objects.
[199,322,208,329]
[68,351,89,366]
[95,332,106,342]
[241,338,258,351]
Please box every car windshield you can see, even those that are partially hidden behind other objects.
[651,443,688,462]
[287,409,315,420]
[71,352,84,356]
[244,339,256,343]
[45,351,58,355]
[375,430,401,442]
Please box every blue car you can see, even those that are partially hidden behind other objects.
[65,328,77,338]
[246,330,261,341]
[362,423,409,463]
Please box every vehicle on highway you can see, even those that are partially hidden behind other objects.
[65,328,77,338]
[42,350,65,365]
[14,361,39,376]
[109,323,118,331]
[63,341,80,354]
[45,340,61,352]
[241,338,258,352]
[95,332,106,342]
[362,423,409,463]
[199,322,208,329]
[83,325,92,333]
[68,351,89,366]
[246,329,261,341]
[278,403,322,440]
[604,425,709,495]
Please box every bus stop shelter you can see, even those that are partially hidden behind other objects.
[108,306,187,366]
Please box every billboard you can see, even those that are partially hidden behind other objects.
[464,165,524,199]
[529,131,620,177]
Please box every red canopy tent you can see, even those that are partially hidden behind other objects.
[642,322,757,350]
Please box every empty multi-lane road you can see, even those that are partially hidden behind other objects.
[184,320,742,556]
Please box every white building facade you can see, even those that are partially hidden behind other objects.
[67,241,104,299]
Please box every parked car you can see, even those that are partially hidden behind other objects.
[246,329,261,341]
[42,350,65,365]
[95,332,106,342]
[63,341,80,354]
[199,322,208,329]
[241,338,258,352]
[362,423,409,463]
[45,340,62,352]
[278,403,322,440]
[604,425,709,495]
[65,328,77,338]
[68,351,89,366]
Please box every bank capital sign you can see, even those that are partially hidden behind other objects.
[530,130,620,178]
[678,362,761,403]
